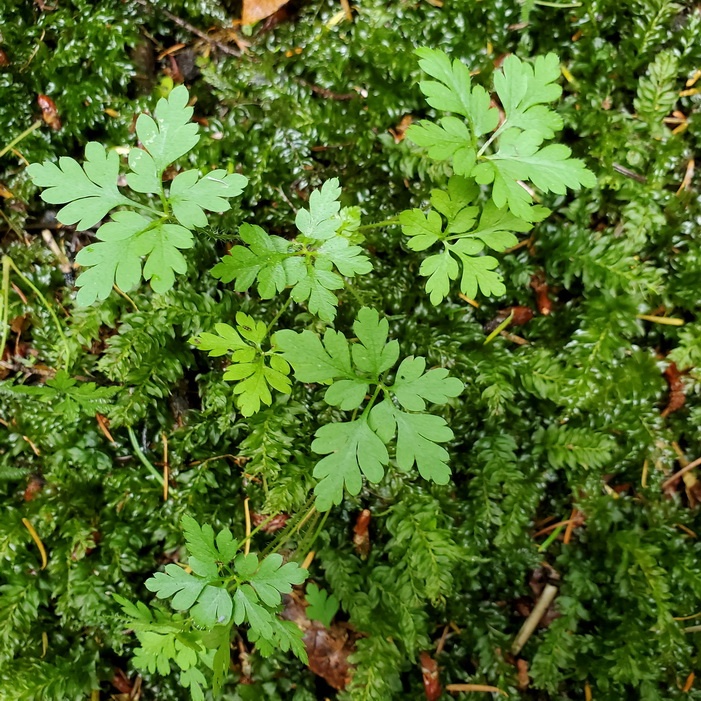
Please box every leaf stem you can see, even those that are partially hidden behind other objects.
[477,120,509,158]
[357,217,401,231]
[538,522,566,552]
[0,257,10,367]
[533,0,581,7]
[158,182,171,216]
[266,295,293,337]
[361,384,383,418]
[0,120,42,159]
[483,311,514,345]
[5,255,71,369]
[127,426,166,487]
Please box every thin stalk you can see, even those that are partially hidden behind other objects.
[0,257,9,365]
[158,182,170,216]
[534,0,581,7]
[237,512,278,549]
[299,509,330,561]
[6,256,71,369]
[0,120,42,159]
[262,499,317,557]
[538,522,566,551]
[357,217,401,231]
[127,426,165,486]
[483,311,514,345]
[361,384,383,418]
[266,295,293,336]
[477,120,510,158]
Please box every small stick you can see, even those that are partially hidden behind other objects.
[134,0,239,57]
[641,459,649,488]
[301,550,315,570]
[683,672,695,692]
[511,583,559,655]
[563,509,578,545]
[637,314,684,326]
[538,523,566,551]
[0,120,42,159]
[95,413,115,443]
[435,623,451,656]
[458,293,480,308]
[244,497,252,556]
[162,432,169,502]
[662,456,701,490]
[445,684,508,696]
[484,311,514,345]
[127,426,165,486]
[22,517,48,569]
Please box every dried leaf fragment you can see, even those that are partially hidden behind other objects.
[242,0,290,26]
[420,651,442,700]
[37,94,61,130]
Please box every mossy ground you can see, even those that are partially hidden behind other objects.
[1,0,701,699]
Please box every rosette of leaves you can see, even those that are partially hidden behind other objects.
[210,179,372,322]
[190,312,291,417]
[27,85,247,305]
[399,175,547,303]
[114,516,307,700]
[403,48,596,304]
[0,370,118,421]
[275,307,464,510]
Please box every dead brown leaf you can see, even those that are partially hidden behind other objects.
[282,592,357,690]
[242,0,290,26]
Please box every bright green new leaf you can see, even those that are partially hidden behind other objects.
[391,356,464,411]
[169,169,248,228]
[134,84,200,173]
[233,585,274,640]
[290,262,343,323]
[145,565,207,611]
[352,307,400,376]
[211,224,294,299]
[419,250,460,305]
[312,419,389,511]
[305,583,339,628]
[248,553,307,607]
[449,240,506,298]
[190,586,233,628]
[181,515,237,565]
[494,53,564,139]
[224,356,291,417]
[275,327,355,383]
[406,118,476,175]
[192,314,291,417]
[27,142,131,230]
[400,209,444,251]
[191,323,247,357]
[295,178,342,241]
[317,236,373,277]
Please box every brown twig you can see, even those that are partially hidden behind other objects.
[134,0,240,57]
[511,583,559,655]
[662,456,701,490]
